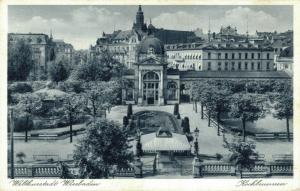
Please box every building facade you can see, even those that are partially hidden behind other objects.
[53,39,74,64]
[166,43,275,71]
[8,33,55,80]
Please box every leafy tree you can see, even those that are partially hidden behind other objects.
[271,85,293,141]
[8,39,34,81]
[15,93,42,142]
[229,93,266,141]
[62,94,84,143]
[84,81,120,121]
[223,138,258,178]
[73,119,133,178]
[209,88,232,136]
[76,49,125,82]
[49,58,70,84]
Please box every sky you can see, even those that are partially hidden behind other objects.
[8,5,293,50]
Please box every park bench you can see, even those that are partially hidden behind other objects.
[272,154,293,162]
[255,133,275,140]
[241,171,269,178]
[277,133,293,140]
[33,155,59,162]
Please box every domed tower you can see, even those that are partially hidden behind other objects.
[133,35,167,106]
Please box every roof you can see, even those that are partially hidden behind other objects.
[179,71,291,79]
[114,30,134,40]
[8,33,50,45]
[279,46,293,58]
[137,35,164,54]
[141,132,190,152]
[34,88,68,99]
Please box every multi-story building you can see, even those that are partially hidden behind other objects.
[89,5,200,69]
[8,33,55,80]
[53,39,74,64]
[166,42,275,71]
[275,46,293,76]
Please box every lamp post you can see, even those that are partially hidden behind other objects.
[194,127,199,158]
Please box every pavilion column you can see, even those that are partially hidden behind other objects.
[159,70,164,105]
[138,70,143,105]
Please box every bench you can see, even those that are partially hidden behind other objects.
[272,154,293,162]
[241,171,269,178]
[255,133,275,140]
[33,155,59,162]
[277,133,293,140]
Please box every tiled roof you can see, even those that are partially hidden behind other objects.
[179,71,291,79]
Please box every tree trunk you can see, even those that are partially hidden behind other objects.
[195,101,198,113]
[208,111,211,127]
[242,118,246,141]
[217,112,220,136]
[286,117,290,142]
[69,113,73,143]
[25,115,28,142]
[201,103,204,119]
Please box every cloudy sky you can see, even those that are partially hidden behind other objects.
[8,5,293,50]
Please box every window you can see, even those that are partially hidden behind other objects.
[167,82,178,100]
[245,53,248,59]
[232,53,235,59]
[208,62,211,70]
[251,62,254,70]
[267,53,270,59]
[218,62,222,71]
[125,81,134,101]
[225,53,228,59]
[251,53,254,59]
[257,62,261,70]
[267,62,270,70]
[238,62,241,70]
[218,53,221,59]
[258,53,261,59]
[245,62,248,70]
[231,62,235,71]
[208,52,211,59]
[239,53,242,59]
[225,62,228,71]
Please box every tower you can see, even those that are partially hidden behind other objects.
[208,16,211,42]
[133,5,147,32]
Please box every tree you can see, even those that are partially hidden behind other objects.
[136,139,143,158]
[271,85,293,141]
[223,138,258,178]
[62,94,84,143]
[76,49,125,82]
[15,93,42,142]
[49,58,70,84]
[229,93,266,141]
[209,88,231,136]
[84,81,120,121]
[73,119,133,178]
[8,39,34,81]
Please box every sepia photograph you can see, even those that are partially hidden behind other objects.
[1,1,298,190]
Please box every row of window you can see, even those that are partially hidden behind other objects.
[207,61,271,71]
[207,52,271,60]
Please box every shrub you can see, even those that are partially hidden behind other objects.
[127,104,133,118]
[173,103,179,115]
[31,81,47,91]
[186,134,194,142]
[9,82,33,94]
[14,115,34,132]
[216,153,223,161]
[123,116,129,127]
[182,117,190,134]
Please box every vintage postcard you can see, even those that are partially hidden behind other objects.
[0,0,299,190]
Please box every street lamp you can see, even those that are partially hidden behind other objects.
[194,127,199,158]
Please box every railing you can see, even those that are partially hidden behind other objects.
[195,161,293,177]
[114,168,135,177]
